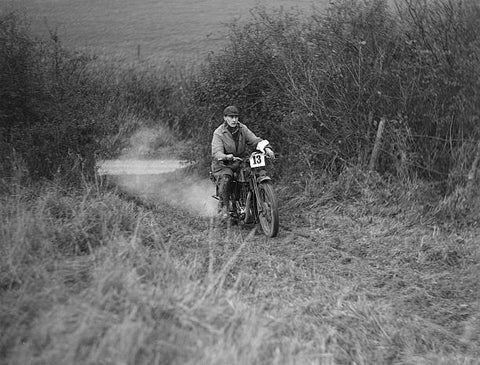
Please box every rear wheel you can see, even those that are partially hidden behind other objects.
[231,182,251,225]
[257,182,279,237]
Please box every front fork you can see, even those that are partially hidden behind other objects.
[250,172,267,219]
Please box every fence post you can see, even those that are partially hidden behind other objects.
[369,117,386,172]
[467,140,480,190]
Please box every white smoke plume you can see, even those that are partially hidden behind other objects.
[100,126,217,217]
[122,124,176,159]
[115,172,218,218]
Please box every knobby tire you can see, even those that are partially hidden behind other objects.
[257,182,279,237]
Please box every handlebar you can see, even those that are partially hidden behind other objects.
[220,151,275,163]
[217,152,275,176]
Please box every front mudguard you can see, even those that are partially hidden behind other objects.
[251,174,271,218]
[257,175,272,184]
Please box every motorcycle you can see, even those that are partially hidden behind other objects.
[211,151,279,237]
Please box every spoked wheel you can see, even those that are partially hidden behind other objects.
[257,182,279,237]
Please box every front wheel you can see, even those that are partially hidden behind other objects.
[257,182,279,237]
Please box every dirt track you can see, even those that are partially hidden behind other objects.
[97,159,187,175]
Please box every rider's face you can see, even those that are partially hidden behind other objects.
[224,115,239,127]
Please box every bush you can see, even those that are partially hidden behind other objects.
[0,12,100,181]
[0,12,188,183]
[3,1,480,189]
[188,0,480,185]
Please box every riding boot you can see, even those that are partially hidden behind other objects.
[217,174,232,219]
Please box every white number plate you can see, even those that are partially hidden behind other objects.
[249,153,266,168]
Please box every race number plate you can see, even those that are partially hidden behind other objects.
[249,153,266,168]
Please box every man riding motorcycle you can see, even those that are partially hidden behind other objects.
[211,105,275,219]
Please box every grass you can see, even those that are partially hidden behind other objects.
[7,0,326,64]
[1,175,479,364]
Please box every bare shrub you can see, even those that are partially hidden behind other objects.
[188,0,480,187]
[0,11,189,184]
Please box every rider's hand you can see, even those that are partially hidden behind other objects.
[224,154,234,161]
[265,148,275,159]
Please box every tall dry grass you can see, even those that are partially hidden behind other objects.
[2,176,480,364]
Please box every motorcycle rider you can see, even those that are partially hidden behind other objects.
[211,105,275,219]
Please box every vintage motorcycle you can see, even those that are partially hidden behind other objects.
[211,150,279,237]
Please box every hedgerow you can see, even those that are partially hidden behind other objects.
[0,12,186,183]
[2,0,480,194]
[189,0,480,189]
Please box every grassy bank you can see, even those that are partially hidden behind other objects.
[1,178,479,364]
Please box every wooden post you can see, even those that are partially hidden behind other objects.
[369,117,386,172]
[467,140,480,190]
[361,111,374,166]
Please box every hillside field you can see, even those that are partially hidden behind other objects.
[4,0,324,63]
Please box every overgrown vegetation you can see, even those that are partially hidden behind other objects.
[3,0,480,189]
[2,1,480,364]
[0,12,191,183]
[1,177,479,364]
[189,0,480,187]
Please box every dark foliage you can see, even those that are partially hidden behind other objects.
[2,0,480,190]
[188,0,480,187]
[0,12,183,183]
[0,13,101,181]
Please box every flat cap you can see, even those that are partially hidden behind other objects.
[223,105,239,116]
